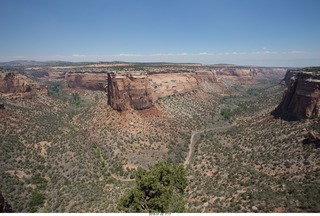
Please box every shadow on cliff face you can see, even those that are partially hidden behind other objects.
[0,193,13,213]
[271,108,304,121]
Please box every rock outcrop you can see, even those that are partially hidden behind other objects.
[0,72,40,93]
[107,73,153,111]
[0,193,13,213]
[213,67,256,82]
[0,72,41,99]
[106,67,283,111]
[273,72,320,120]
[48,72,66,80]
[66,72,108,91]
[281,69,300,86]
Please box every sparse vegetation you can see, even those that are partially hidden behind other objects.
[118,161,187,213]
[0,65,319,213]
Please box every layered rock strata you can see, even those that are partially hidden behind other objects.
[0,72,40,93]
[273,72,320,120]
[66,72,108,91]
[107,73,153,111]
[104,67,287,111]
[281,69,300,86]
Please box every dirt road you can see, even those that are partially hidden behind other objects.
[184,123,235,167]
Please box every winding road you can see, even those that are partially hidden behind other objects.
[111,123,235,182]
[183,123,235,167]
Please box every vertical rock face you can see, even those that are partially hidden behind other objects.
[107,73,153,111]
[149,73,202,99]
[281,69,300,86]
[213,67,257,83]
[0,193,13,213]
[66,72,108,91]
[106,67,284,112]
[273,72,320,120]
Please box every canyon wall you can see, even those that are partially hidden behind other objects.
[213,67,256,82]
[273,72,320,120]
[107,73,153,111]
[0,72,40,93]
[66,72,108,91]
[61,67,287,112]
[281,69,300,86]
[107,68,258,111]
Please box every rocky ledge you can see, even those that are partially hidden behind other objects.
[66,72,108,91]
[0,72,42,99]
[106,68,258,111]
[107,72,153,111]
[273,72,320,120]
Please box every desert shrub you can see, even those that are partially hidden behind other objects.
[220,108,232,120]
[29,191,45,212]
[118,161,188,213]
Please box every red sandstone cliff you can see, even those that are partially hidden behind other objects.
[273,72,320,120]
[66,72,108,91]
[0,72,41,99]
[107,73,153,111]
[0,72,40,93]
[106,67,286,112]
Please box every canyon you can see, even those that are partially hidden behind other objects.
[106,67,286,111]
[1,66,288,110]
[1,62,319,213]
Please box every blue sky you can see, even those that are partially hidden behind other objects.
[0,0,319,66]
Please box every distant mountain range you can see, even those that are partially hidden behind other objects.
[0,60,92,67]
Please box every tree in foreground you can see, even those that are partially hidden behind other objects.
[118,161,188,213]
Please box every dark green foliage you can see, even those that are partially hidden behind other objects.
[47,82,63,96]
[31,174,47,185]
[29,191,45,212]
[71,92,81,107]
[220,108,232,120]
[118,161,188,213]
[247,88,260,96]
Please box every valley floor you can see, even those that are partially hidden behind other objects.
[0,78,319,212]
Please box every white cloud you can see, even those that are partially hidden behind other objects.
[285,50,306,54]
[71,54,83,57]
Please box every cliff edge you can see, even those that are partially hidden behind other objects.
[273,71,320,120]
[107,73,153,111]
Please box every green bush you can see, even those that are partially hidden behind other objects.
[118,161,188,213]
[29,191,45,212]
[220,108,232,120]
